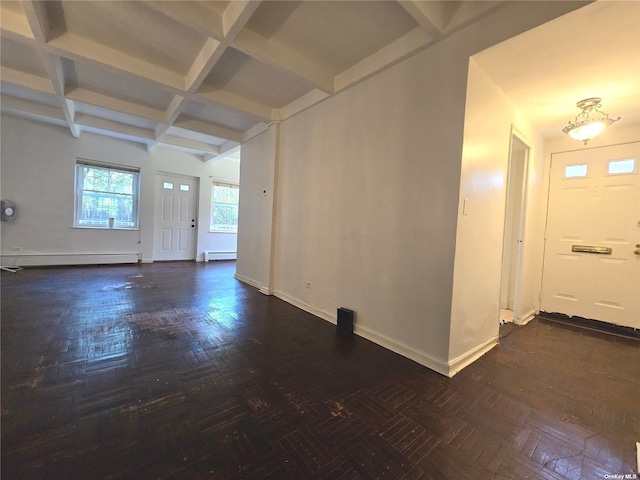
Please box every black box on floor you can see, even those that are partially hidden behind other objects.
[337,307,354,334]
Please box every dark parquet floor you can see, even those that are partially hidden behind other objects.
[1,261,638,479]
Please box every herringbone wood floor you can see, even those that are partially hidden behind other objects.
[1,262,638,479]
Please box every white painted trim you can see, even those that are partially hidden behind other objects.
[258,287,274,296]
[516,309,537,326]
[230,285,498,378]
[1,252,140,267]
[273,290,335,324]
[447,335,498,377]
[233,273,262,290]
[354,323,451,377]
[273,290,452,377]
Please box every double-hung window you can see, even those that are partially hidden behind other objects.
[75,160,140,229]
[210,182,239,233]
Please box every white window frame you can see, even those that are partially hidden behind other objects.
[210,182,239,233]
[74,160,140,229]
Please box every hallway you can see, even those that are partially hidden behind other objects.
[2,262,638,479]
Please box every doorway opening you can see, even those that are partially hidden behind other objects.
[500,131,530,325]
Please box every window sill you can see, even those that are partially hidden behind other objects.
[72,226,140,231]
[209,230,238,234]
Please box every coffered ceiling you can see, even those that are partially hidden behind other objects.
[1,1,637,162]
[0,0,503,161]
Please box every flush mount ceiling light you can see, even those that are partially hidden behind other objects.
[562,97,620,145]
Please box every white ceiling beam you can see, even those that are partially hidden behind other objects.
[219,141,241,156]
[273,89,330,122]
[196,89,271,121]
[143,1,224,39]
[21,0,79,137]
[186,38,224,93]
[0,94,65,122]
[242,121,271,143]
[222,1,263,38]
[20,0,49,43]
[398,1,448,38]
[447,2,503,33]
[182,2,263,97]
[41,33,265,129]
[0,66,54,94]
[66,88,166,124]
[186,1,264,99]
[75,114,155,143]
[154,0,264,151]
[161,135,221,155]
[41,54,80,138]
[233,29,335,94]
[148,95,187,151]
[173,118,244,143]
[202,141,241,163]
[335,27,433,92]
[202,153,219,163]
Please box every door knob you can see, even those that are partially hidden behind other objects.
[634,244,640,255]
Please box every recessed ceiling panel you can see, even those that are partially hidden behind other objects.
[245,1,418,74]
[1,1,23,13]
[0,39,47,77]
[46,1,207,75]
[181,100,261,132]
[199,48,315,108]
[64,60,175,111]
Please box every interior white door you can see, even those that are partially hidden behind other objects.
[154,174,198,261]
[541,142,640,328]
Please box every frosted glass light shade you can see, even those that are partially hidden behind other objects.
[567,121,607,142]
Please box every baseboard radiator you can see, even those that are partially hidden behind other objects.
[204,251,236,262]
[0,253,141,267]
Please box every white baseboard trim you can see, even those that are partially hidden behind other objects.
[234,273,262,290]
[238,287,498,378]
[273,290,453,377]
[1,252,140,267]
[354,324,451,377]
[517,309,537,326]
[447,336,498,377]
[233,273,275,295]
[273,290,335,324]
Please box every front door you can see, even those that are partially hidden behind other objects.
[540,142,640,328]
[154,174,198,261]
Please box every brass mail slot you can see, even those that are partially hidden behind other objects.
[572,245,612,254]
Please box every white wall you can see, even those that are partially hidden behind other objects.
[0,115,239,265]
[449,60,547,372]
[231,1,585,376]
[235,124,278,292]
